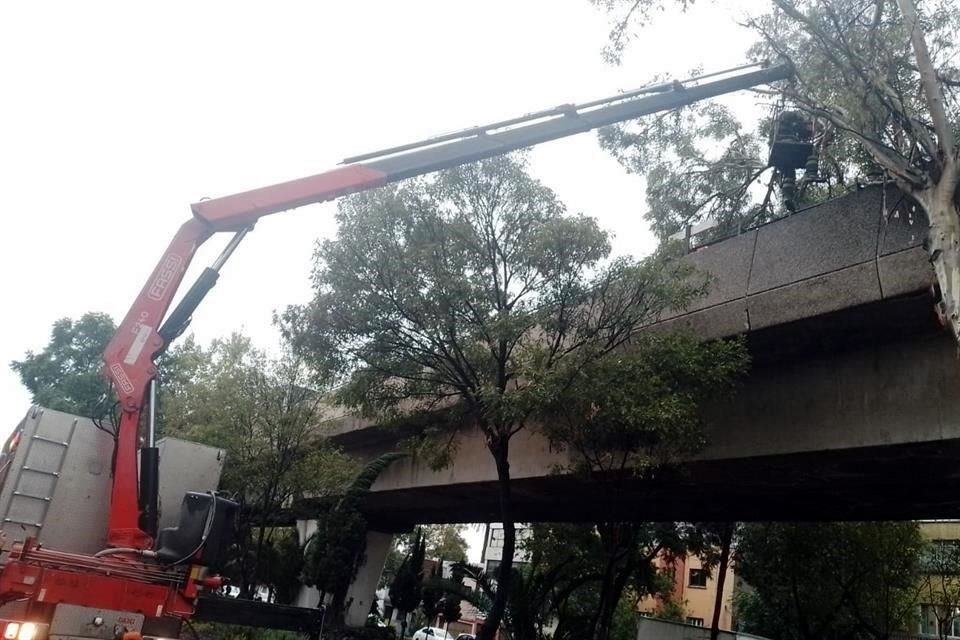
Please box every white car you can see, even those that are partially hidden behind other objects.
[412,627,454,640]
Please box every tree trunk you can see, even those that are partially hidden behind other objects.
[898,0,960,343]
[250,524,269,597]
[925,187,960,343]
[591,524,636,640]
[478,439,514,640]
[711,524,735,640]
[593,562,633,640]
[331,590,346,628]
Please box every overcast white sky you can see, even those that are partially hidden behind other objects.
[0,1,768,560]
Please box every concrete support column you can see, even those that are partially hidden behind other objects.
[293,520,394,627]
[344,530,394,627]
[295,519,322,609]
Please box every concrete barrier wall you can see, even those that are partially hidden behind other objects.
[651,185,932,339]
[635,617,771,640]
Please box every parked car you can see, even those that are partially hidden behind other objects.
[455,635,476,640]
[412,627,454,640]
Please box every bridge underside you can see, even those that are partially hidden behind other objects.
[312,188,959,529]
[361,437,960,530]
[336,290,958,530]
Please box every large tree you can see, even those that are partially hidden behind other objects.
[428,525,470,564]
[165,333,357,598]
[389,529,427,639]
[538,336,747,640]
[446,522,710,640]
[11,312,207,424]
[596,0,960,339]
[256,528,304,605]
[11,312,118,417]
[918,538,960,640]
[735,522,924,640]
[384,525,471,586]
[280,154,703,639]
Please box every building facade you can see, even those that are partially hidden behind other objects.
[639,552,736,631]
[480,523,532,576]
[917,520,960,639]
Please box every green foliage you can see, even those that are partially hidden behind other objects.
[917,539,960,639]
[256,529,304,605]
[159,333,358,598]
[347,627,397,640]
[162,332,359,506]
[189,622,302,640]
[735,522,924,640]
[421,564,443,624]
[386,525,471,583]
[460,522,713,640]
[299,453,405,625]
[500,564,554,640]
[733,589,780,639]
[609,595,641,640]
[541,334,748,481]
[280,154,707,639]
[439,564,464,627]
[155,334,209,429]
[342,452,406,505]
[390,529,427,639]
[280,154,701,434]
[430,526,470,564]
[532,334,745,640]
[656,597,688,623]
[600,97,779,241]
[590,0,696,64]
[595,0,960,243]
[11,312,117,417]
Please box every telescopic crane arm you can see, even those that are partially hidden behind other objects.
[101,61,792,550]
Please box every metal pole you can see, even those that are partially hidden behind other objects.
[211,227,251,272]
[147,379,157,447]
[158,226,253,344]
[140,377,160,538]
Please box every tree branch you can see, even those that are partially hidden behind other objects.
[896,0,956,162]
[790,94,928,188]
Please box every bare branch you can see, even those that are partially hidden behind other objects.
[896,0,956,163]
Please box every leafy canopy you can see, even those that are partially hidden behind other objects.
[281,153,710,640]
[11,312,117,417]
[389,529,428,639]
[542,334,748,479]
[281,153,700,434]
[918,537,960,639]
[735,522,925,640]
[163,333,357,517]
[456,522,715,640]
[597,0,960,242]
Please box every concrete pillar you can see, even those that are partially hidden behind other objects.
[293,520,394,627]
[344,530,394,627]
[294,519,322,609]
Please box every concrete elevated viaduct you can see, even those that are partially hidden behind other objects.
[299,186,960,622]
[322,185,957,527]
